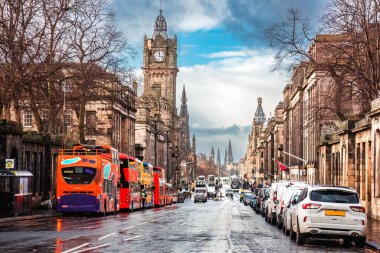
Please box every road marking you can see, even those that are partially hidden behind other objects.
[98,232,116,240]
[74,244,111,253]
[180,222,186,226]
[140,221,148,225]
[188,219,192,222]
[124,235,143,241]
[61,243,90,253]
[122,226,136,231]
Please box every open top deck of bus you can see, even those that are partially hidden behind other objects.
[59,145,113,156]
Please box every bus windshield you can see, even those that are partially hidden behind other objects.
[62,167,96,184]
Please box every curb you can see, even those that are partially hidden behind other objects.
[366,241,380,252]
[0,213,58,223]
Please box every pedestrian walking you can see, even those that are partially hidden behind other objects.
[141,189,147,209]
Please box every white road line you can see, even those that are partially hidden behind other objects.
[98,232,116,240]
[74,243,111,253]
[124,235,143,241]
[180,222,186,226]
[61,243,90,253]
[188,219,192,222]
[140,221,148,225]
[122,225,136,231]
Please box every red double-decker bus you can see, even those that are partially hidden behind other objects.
[153,167,166,207]
[119,154,141,211]
[56,145,119,215]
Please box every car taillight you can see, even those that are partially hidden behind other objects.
[273,191,277,201]
[302,203,321,209]
[350,206,365,213]
[281,201,284,211]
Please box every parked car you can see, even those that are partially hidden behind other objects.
[250,194,257,210]
[194,189,207,203]
[266,181,290,224]
[289,185,367,247]
[276,184,307,228]
[239,189,252,202]
[225,189,233,198]
[177,192,185,203]
[172,194,178,203]
[256,187,269,214]
[243,193,255,206]
[283,189,303,236]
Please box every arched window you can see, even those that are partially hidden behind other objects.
[23,109,33,127]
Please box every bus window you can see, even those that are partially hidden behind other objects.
[62,167,96,184]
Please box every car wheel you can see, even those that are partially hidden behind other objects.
[282,220,286,234]
[355,237,366,248]
[277,218,282,229]
[271,215,276,225]
[290,220,296,240]
[296,220,306,245]
[244,202,247,206]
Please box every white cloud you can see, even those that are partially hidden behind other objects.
[176,49,289,156]
[112,0,229,46]
[203,50,255,58]
[178,49,288,128]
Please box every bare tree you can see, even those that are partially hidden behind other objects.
[0,0,46,121]
[266,1,380,120]
[67,0,133,143]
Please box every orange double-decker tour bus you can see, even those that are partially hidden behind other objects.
[56,145,119,214]
[119,153,141,211]
[153,167,166,207]
[141,162,154,208]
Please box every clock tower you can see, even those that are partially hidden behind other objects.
[142,9,178,126]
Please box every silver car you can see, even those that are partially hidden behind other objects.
[194,189,207,203]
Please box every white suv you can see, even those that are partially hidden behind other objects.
[266,181,299,225]
[290,185,367,247]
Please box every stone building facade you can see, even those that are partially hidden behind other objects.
[0,120,61,210]
[244,32,380,220]
[11,75,136,155]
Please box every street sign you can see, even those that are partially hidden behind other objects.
[5,159,14,169]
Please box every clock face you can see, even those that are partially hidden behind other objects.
[154,50,165,62]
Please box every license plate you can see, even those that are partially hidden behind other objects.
[325,210,346,217]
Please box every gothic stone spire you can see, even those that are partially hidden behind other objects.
[254,97,266,123]
[153,9,168,39]
[180,84,188,119]
[228,139,233,163]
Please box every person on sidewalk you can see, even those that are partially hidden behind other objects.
[141,189,147,209]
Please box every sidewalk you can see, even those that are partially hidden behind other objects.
[0,209,58,224]
[367,219,380,251]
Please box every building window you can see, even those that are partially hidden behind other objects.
[23,110,33,127]
[41,110,49,122]
[64,110,72,128]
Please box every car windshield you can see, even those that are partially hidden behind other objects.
[310,189,359,203]
[62,167,96,184]
[245,194,254,198]
[196,189,206,193]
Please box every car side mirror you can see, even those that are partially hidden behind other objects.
[291,199,297,205]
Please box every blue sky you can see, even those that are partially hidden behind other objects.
[111,0,326,161]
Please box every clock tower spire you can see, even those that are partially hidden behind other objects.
[136,6,179,183]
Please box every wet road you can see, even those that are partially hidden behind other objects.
[0,196,375,253]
